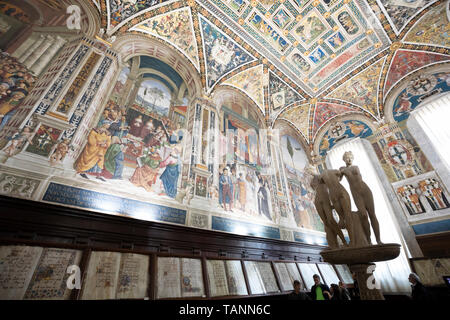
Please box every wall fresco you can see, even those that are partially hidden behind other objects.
[108,0,171,28]
[379,0,433,33]
[280,134,324,232]
[268,71,303,112]
[368,123,434,183]
[279,103,311,141]
[392,72,450,122]
[384,50,450,97]
[199,14,255,91]
[223,64,264,113]
[312,102,358,138]
[318,119,373,156]
[0,52,36,131]
[404,2,450,47]
[130,7,200,70]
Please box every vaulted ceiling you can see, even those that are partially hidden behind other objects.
[90,0,450,146]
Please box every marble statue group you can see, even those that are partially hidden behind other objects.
[310,151,383,249]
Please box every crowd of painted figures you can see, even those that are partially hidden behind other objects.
[217,165,273,221]
[74,101,184,199]
[0,51,35,131]
[0,52,37,157]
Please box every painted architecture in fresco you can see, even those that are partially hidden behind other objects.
[0,0,449,246]
[280,134,324,232]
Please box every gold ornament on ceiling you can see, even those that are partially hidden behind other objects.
[390,42,402,51]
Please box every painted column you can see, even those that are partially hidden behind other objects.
[30,36,67,75]
[120,74,137,106]
[23,35,54,69]
[362,139,423,257]
[18,34,45,64]
[126,77,142,106]
[13,33,38,60]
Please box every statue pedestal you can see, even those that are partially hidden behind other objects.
[321,243,401,300]
[349,263,385,300]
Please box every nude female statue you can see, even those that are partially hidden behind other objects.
[310,174,347,248]
[339,151,382,244]
[320,169,356,246]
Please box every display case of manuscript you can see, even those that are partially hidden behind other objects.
[156,257,204,299]
[317,263,340,286]
[0,245,83,300]
[297,263,320,291]
[81,251,149,299]
[412,258,450,286]
[334,264,353,284]
[206,260,248,297]
[243,261,279,294]
[273,262,304,292]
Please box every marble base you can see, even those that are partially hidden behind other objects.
[320,243,400,264]
[350,263,385,300]
[321,243,401,300]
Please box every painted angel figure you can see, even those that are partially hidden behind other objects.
[2,127,34,157]
[50,139,73,166]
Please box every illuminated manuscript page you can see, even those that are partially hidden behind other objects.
[24,248,82,300]
[81,251,121,299]
[317,264,340,287]
[225,260,248,296]
[157,257,181,298]
[286,262,303,287]
[116,253,149,299]
[274,262,293,292]
[256,261,279,293]
[297,263,320,290]
[243,261,265,295]
[0,246,43,299]
[206,260,229,297]
[334,264,353,284]
[180,258,204,298]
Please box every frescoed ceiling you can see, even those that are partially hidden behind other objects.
[92,0,450,151]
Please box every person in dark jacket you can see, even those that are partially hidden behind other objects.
[349,272,360,300]
[310,274,330,300]
[339,281,351,300]
[330,283,351,300]
[288,280,311,300]
[409,273,431,300]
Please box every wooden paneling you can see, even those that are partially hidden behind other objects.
[416,232,450,257]
[0,195,324,262]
